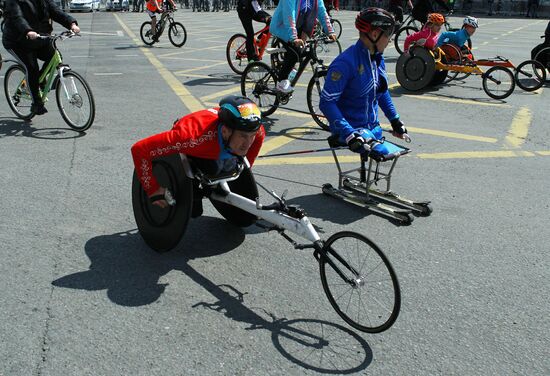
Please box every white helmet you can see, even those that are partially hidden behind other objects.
[463,16,478,28]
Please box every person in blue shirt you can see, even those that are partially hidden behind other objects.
[436,15,477,50]
[319,8,409,155]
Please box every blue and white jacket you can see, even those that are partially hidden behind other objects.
[436,28,470,48]
[319,40,399,141]
[269,0,333,42]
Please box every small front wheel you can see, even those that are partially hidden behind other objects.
[4,64,35,120]
[140,21,156,46]
[482,66,516,100]
[241,61,279,117]
[168,22,187,47]
[514,60,546,92]
[55,70,95,132]
[306,69,330,132]
[319,231,401,333]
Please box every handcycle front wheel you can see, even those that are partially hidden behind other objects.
[514,59,546,92]
[306,69,330,132]
[226,33,248,75]
[168,22,187,47]
[140,21,156,46]
[4,64,35,120]
[241,61,279,117]
[482,66,516,100]
[55,70,96,132]
[319,231,401,333]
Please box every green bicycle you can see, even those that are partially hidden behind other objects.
[3,31,95,131]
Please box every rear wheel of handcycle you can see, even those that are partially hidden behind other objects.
[393,26,418,55]
[482,66,516,100]
[4,64,35,120]
[55,71,95,132]
[514,60,546,92]
[140,21,156,46]
[226,33,248,74]
[168,22,187,47]
[209,167,258,227]
[395,47,436,91]
[319,231,401,333]
[241,61,279,117]
[306,69,330,132]
[132,154,193,253]
[314,38,342,66]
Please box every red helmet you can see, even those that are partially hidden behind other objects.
[355,8,396,37]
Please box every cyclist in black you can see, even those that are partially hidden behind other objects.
[2,0,79,115]
[387,0,412,25]
[237,0,271,63]
[411,0,450,24]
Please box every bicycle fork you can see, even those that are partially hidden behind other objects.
[58,66,77,102]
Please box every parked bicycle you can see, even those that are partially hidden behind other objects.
[3,31,96,131]
[140,9,187,47]
[240,37,339,124]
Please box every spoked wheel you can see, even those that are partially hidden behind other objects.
[319,231,401,333]
[55,71,95,132]
[226,33,248,74]
[241,61,279,117]
[168,22,187,47]
[314,38,342,66]
[210,167,258,227]
[306,69,330,132]
[393,26,418,55]
[331,18,342,39]
[140,21,156,46]
[132,154,193,253]
[482,66,516,100]
[4,64,35,120]
[514,60,546,92]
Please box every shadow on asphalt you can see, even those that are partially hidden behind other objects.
[53,216,373,373]
[0,117,86,140]
[183,73,241,86]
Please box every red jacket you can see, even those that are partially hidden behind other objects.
[131,108,265,195]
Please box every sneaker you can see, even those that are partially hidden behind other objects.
[276,79,294,94]
[31,102,48,115]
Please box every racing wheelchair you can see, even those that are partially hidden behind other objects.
[132,153,401,334]
[531,35,550,83]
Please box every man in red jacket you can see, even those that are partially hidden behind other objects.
[131,96,265,213]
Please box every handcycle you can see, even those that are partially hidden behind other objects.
[140,9,187,47]
[396,44,546,99]
[240,36,341,119]
[131,153,401,334]
[226,23,273,75]
[2,31,96,131]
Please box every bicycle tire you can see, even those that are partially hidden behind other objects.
[482,66,516,100]
[306,69,330,132]
[241,61,279,117]
[314,38,342,66]
[332,18,342,39]
[55,70,96,132]
[4,64,35,120]
[209,167,258,227]
[168,22,187,47]
[319,231,401,333]
[394,26,418,55]
[140,21,155,46]
[226,33,248,75]
[514,60,546,92]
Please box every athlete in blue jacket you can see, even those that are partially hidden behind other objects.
[436,15,478,48]
[319,8,409,155]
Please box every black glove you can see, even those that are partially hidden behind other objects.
[346,133,371,153]
[390,117,407,135]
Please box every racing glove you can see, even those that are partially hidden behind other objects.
[390,117,411,142]
[346,133,372,153]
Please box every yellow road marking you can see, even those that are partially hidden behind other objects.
[417,150,535,159]
[113,14,204,113]
[260,123,317,155]
[536,151,550,156]
[174,61,228,74]
[384,126,498,143]
[184,44,227,52]
[504,107,531,149]
[403,94,510,107]
[200,85,242,102]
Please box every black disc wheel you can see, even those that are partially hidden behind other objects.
[306,69,330,132]
[319,231,401,333]
[4,64,35,120]
[241,61,279,117]
[55,71,95,132]
[395,47,436,91]
[209,167,258,227]
[140,21,155,45]
[132,154,193,253]
[168,22,187,47]
[482,66,516,100]
[514,60,546,92]
[393,26,418,55]
[226,33,248,74]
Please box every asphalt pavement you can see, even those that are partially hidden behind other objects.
[0,10,549,375]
